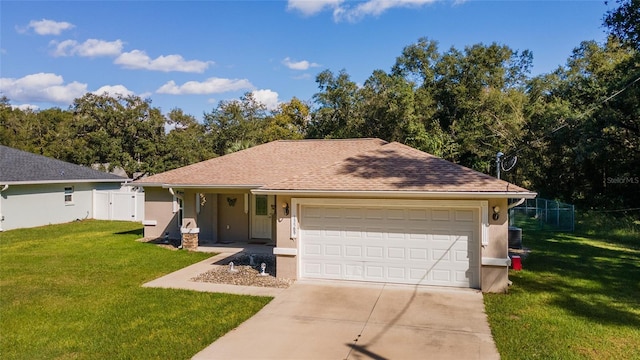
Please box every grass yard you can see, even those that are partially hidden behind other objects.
[485,213,640,359]
[0,220,272,360]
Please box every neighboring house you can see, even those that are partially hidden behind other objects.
[135,139,536,292]
[0,145,139,231]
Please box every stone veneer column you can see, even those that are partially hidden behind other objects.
[180,228,200,251]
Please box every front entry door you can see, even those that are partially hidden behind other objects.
[251,195,273,239]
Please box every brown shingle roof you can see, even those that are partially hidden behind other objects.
[137,139,533,195]
[262,142,531,193]
[138,138,388,186]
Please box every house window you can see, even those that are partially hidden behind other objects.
[255,195,268,216]
[64,186,74,205]
[177,197,184,228]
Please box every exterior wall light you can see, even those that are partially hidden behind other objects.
[282,202,290,216]
[492,206,500,221]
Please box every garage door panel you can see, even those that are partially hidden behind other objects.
[303,244,322,255]
[455,249,469,261]
[366,246,384,258]
[325,244,341,256]
[409,268,428,281]
[345,264,363,278]
[345,228,363,238]
[365,265,384,279]
[304,206,324,218]
[345,209,364,219]
[431,209,451,221]
[365,230,384,239]
[323,207,343,218]
[365,208,384,219]
[387,229,406,239]
[432,249,451,261]
[325,228,342,237]
[387,247,405,259]
[409,248,428,260]
[325,263,342,276]
[432,232,453,240]
[345,246,362,257]
[408,209,428,220]
[387,267,405,279]
[387,208,405,220]
[300,204,480,288]
[455,210,474,222]
[409,232,428,240]
[304,262,322,275]
[432,269,452,282]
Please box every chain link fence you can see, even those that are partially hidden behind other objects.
[509,198,575,232]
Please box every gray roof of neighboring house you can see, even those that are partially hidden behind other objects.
[0,145,127,184]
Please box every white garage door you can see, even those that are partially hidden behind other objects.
[299,203,480,288]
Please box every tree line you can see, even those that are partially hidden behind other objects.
[1,0,638,210]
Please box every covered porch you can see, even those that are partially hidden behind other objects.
[142,187,279,250]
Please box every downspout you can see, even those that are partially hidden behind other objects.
[507,198,526,227]
[0,184,8,231]
[508,198,526,209]
[168,187,184,248]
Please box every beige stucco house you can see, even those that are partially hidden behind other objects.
[135,139,536,293]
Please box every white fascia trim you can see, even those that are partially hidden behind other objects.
[161,184,261,189]
[130,182,164,187]
[252,189,537,199]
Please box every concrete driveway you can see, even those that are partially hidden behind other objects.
[192,280,499,360]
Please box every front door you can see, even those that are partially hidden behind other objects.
[251,195,273,239]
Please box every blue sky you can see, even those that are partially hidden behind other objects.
[1,1,611,120]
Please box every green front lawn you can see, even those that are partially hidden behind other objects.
[0,220,272,359]
[485,213,640,359]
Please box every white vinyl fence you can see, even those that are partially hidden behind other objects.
[93,190,144,221]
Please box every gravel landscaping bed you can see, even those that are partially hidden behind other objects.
[191,253,294,288]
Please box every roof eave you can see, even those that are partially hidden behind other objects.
[133,183,263,190]
[251,189,537,199]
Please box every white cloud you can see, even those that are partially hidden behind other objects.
[115,50,212,73]
[0,72,87,104]
[287,0,344,16]
[287,0,437,22]
[282,57,320,71]
[156,77,254,95]
[51,39,124,57]
[252,89,280,110]
[27,19,75,35]
[92,85,135,97]
[13,104,40,111]
[339,0,437,21]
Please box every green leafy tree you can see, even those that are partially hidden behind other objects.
[163,108,215,169]
[520,39,638,208]
[204,92,267,155]
[71,93,166,179]
[308,70,363,138]
[259,97,309,143]
[604,0,640,50]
